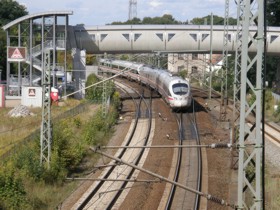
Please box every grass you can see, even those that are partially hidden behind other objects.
[0,99,105,209]
[265,163,280,209]
[0,107,42,156]
[23,178,80,209]
[0,99,86,157]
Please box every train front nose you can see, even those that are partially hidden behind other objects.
[173,97,188,108]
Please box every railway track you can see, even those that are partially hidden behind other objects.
[165,103,202,209]
[67,82,238,209]
[72,81,154,209]
[192,86,280,146]
[264,122,280,144]
[60,77,279,209]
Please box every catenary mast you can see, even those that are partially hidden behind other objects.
[128,0,137,20]
[235,0,265,208]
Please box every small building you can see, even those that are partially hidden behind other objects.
[167,53,224,78]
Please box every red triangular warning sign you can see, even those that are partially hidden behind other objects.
[11,48,23,59]
[29,89,35,96]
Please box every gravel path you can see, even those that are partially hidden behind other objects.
[265,137,280,171]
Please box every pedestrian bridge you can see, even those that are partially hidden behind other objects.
[71,24,280,55]
[3,11,280,60]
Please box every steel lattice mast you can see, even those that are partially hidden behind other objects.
[102,79,108,118]
[231,0,246,170]
[235,0,265,208]
[40,49,52,168]
[128,0,137,20]
[220,0,230,121]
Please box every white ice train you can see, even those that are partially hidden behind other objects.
[99,59,192,110]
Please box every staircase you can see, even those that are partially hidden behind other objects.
[25,39,66,84]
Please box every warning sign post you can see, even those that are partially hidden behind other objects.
[7,47,26,62]
[22,86,42,107]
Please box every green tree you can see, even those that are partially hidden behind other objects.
[111,14,181,25]
[0,0,28,26]
[142,17,153,24]
[0,0,28,80]
[267,0,280,26]
[266,0,280,94]
[86,54,97,65]
[126,17,142,25]
[85,73,102,101]
[0,170,29,209]
[191,15,237,25]
[85,73,115,102]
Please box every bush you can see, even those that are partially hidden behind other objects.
[265,89,273,111]
[13,146,43,181]
[112,91,121,109]
[85,74,102,101]
[0,170,30,210]
[83,110,106,144]
[12,118,86,184]
[0,95,120,208]
[85,73,115,102]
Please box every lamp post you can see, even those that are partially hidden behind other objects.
[0,69,2,84]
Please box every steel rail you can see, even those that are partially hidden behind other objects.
[106,87,153,209]
[66,178,160,183]
[75,81,142,210]
[91,147,235,208]
[164,112,183,209]
[192,87,280,146]
[100,144,232,149]
[191,99,203,210]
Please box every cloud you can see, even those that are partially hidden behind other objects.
[149,0,162,8]
[208,0,225,3]
[21,0,236,26]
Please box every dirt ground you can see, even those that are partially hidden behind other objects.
[61,95,234,210]
[119,97,234,210]
[196,97,234,210]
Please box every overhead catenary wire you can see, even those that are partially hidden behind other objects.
[66,177,161,183]
[91,146,236,208]
[61,64,137,99]
[99,143,233,149]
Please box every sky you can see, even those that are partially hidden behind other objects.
[19,0,237,26]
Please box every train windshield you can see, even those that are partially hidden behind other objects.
[172,83,189,95]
